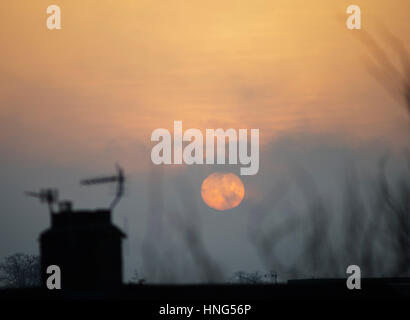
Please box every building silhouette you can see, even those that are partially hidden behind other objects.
[39,202,125,290]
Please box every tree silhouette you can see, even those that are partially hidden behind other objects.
[0,253,40,288]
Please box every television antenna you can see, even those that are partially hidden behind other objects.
[25,188,59,215]
[80,165,125,210]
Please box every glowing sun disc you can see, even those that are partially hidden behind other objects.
[201,172,245,211]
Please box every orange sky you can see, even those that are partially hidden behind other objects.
[1,0,409,171]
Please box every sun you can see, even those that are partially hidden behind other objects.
[201,172,245,211]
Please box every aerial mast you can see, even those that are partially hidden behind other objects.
[80,165,125,210]
[25,188,59,219]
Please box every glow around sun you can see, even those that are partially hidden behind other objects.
[201,172,245,211]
